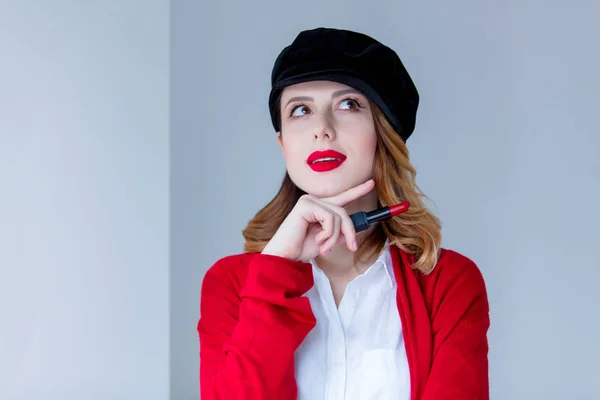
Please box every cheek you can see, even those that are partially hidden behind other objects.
[351,134,378,177]
[344,123,377,160]
[362,127,378,151]
[360,136,378,168]
[281,136,306,166]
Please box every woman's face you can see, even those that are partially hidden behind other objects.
[277,80,378,198]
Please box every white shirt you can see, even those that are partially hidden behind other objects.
[294,246,411,400]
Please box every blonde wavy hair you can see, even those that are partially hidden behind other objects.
[242,103,442,274]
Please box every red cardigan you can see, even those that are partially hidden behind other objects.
[197,245,490,399]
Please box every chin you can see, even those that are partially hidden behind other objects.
[290,164,373,198]
[300,177,358,198]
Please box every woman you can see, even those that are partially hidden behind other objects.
[198,27,490,399]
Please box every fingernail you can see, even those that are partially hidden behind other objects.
[352,240,358,251]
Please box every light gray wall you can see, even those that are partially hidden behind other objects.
[3,1,597,399]
[172,1,600,399]
[0,1,169,399]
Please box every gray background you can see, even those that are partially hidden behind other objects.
[172,0,600,399]
[1,1,169,399]
[1,0,599,399]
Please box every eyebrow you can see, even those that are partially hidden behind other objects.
[284,88,362,107]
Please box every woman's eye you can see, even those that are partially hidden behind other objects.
[339,98,361,110]
[290,105,310,117]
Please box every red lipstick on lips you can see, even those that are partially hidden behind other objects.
[307,150,347,172]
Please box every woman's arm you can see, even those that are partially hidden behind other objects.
[421,255,491,400]
[197,253,316,400]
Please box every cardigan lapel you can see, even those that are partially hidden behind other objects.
[390,245,432,400]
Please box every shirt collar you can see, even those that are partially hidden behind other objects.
[380,240,396,288]
[309,240,396,288]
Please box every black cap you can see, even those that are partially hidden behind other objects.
[269,27,419,142]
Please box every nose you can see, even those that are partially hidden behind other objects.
[313,113,336,141]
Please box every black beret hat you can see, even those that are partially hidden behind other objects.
[269,27,419,142]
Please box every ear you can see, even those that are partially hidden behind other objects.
[276,131,283,150]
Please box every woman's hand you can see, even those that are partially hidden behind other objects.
[261,179,375,262]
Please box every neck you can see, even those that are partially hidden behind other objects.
[314,190,380,277]
[340,187,379,216]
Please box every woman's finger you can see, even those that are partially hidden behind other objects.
[319,212,341,254]
[321,179,375,207]
[305,197,335,246]
[313,199,358,252]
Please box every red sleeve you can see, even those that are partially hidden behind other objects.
[421,253,491,400]
[197,253,316,400]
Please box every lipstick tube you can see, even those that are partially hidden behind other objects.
[350,201,410,232]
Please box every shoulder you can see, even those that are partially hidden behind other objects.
[419,248,488,305]
[431,248,485,283]
[201,252,259,294]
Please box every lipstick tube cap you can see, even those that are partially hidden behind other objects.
[350,211,369,233]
